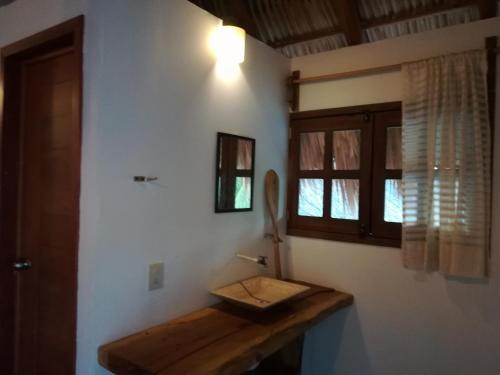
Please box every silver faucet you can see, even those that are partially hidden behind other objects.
[236,253,268,266]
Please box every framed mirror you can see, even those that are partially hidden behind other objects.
[215,133,255,212]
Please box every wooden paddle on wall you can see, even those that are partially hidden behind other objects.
[265,170,283,280]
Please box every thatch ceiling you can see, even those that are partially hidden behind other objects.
[0,0,16,7]
[189,0,498,57]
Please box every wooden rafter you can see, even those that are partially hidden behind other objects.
[188,0,260,39]
[221,0,260,38]
[268,0,480,49]
[331,0,363,45]
[477,0,498,18]
[190,0,495,52]
[270,27,340,49]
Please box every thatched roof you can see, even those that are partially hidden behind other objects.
[189,0,497,58]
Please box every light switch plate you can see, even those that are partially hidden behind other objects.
[149,262,164,291]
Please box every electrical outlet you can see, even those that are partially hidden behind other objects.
[148,262,164,291]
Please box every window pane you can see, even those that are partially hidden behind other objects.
[300,132,325,170]
[298,179,323,217]
[237,139,253,170]
[331,179,359,220]
[384,179,402,223]
[386,127,402,170]
[235,177,251,209]
[332,130,360,170]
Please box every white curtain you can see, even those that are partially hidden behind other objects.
[401,50,491,278]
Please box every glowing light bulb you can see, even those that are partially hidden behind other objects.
[212,25,246,66]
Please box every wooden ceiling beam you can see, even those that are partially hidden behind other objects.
[270,0,363,49]
[270,27,341,49]
[477,0,498,18]
[270,0,474,49]
[220,0,260,39]
[188,0,260,39]
[188,0,216,14]
[191,0,492,51]
[332,0,363,45]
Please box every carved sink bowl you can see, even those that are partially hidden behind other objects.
[210,276,310,311]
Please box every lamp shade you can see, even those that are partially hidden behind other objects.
[213,25,246,65]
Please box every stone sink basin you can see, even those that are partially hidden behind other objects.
[210,276,310,311]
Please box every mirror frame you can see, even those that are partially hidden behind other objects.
[215,132,256,213]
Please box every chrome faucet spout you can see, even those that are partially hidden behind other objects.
[236,253,268,267]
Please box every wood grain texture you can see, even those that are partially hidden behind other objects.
[477,0,497,19]
[16,47,79,375]
[287,70,300,112]
[98,282,353,375]
[264,170,282,280]
[332,0,362,46]
[0,16,83,374]
[287,102,402,248]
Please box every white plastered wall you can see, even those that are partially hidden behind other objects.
[289,16,500,375]
[1,1,290,373]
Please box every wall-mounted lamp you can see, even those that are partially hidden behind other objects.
[212,23,246,66]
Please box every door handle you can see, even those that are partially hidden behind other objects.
[13,258,32,271]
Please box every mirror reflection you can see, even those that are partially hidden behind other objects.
[216,133,255,212]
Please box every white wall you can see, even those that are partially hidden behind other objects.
[290,17,500,375]
[1,1,290,374]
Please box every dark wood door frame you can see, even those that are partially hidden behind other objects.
[0,16,83,374]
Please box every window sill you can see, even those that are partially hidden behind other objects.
[287,227,401,248]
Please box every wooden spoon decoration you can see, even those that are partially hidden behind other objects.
[264,170,283,280]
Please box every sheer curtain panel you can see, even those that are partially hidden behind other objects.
[402,50,491,278]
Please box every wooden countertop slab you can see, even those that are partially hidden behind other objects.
[98,281,353,375]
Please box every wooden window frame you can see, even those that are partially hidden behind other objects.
[287,102,402,248]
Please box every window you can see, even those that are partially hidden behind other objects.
[287,103,402,247]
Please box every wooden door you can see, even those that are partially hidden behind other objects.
[0,17,83,375]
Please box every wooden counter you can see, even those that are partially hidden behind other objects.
[98,281,353,375]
